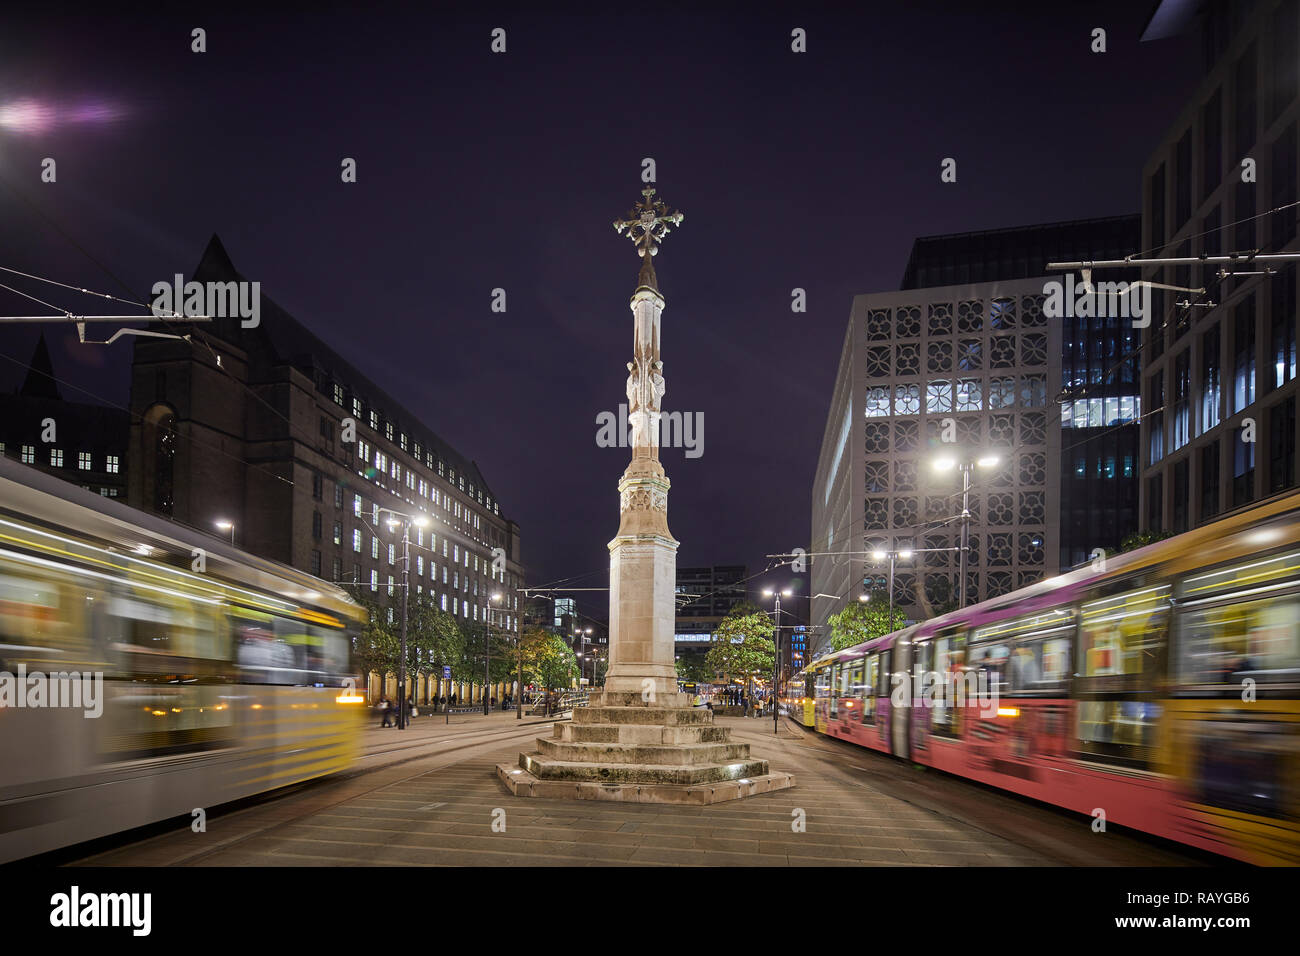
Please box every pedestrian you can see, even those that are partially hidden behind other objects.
[379,697,392,728]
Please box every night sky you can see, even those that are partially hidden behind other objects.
[0,2,1200,622]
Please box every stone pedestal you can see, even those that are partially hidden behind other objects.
[497,691,794,805]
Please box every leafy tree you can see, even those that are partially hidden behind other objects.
[1118,529,1174,553]
[705,609,776,694]
[405,599,464,702]
[536,634,578,690]
[828,592,907,651]
[675,653,712,684]
[352,598,398,697]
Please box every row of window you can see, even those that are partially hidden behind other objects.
[307,551,517,628]
[1149,287,1296,464]
[864,376,1048,418]
[323,389,498,516]
[1150,395,1296,533]
[0,444,120,473]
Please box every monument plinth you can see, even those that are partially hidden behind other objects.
[498,187,794,805]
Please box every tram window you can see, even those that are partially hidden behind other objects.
[1011,634,1071,694]
[878,649,892,697]
[108,591,220,676]
[1075,699,1161,769]
[967,642,1010,697]
[233,612,298,684]
[1176,594,1300,691]
[862,653,880,723]
[1078,584,1170,690]
[931,629,967,737]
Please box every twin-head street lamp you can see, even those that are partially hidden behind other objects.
[380,507,429,730]
[762,587,792,736]
[868,547,913,626]
[931,453,1001,609]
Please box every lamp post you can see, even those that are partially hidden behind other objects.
[869,548,914,629]
[214,519,235,546]
[762,587,792,736]
[379,507,429,731]
[932,453,1001,609]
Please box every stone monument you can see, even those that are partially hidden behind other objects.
[497,187,794,804]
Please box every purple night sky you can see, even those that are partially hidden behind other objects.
[0,2,1200,621]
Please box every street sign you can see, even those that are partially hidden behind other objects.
[443,665,451,679]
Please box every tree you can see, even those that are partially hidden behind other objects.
[705,609,776,700]
[828,593,907,652]
[536,634,578,690]
[1118,529,1174,553]
[406,599,464,702]
[352,598,398,699]
[675,653,712,684]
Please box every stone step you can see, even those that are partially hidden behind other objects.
[573,706,712,726]
[519,752,770,786]
[535,737,752,766]
[590,690,693,709]
[556,722,730,745]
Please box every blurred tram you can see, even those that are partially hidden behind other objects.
[779,670,815,727]
[0,456,366,862]
[799,492,1300,865]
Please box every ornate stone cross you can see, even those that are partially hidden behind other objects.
[612,186,685,259]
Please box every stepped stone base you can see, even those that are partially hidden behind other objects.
[499,689,794,805]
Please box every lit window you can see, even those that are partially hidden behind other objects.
[385,422,393,441]
[77,452,91,470]
[353,529,362,552]
[371,537,380,560]
[106,455,120,473]
[50,448,64,467]
[22,445,35,463]
[370,569,378,592]
[388,544,396,565]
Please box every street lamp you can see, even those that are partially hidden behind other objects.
[762,586,792,736]
[380,507,429,730]
[214,519,235,545]
[868,548,913,630]
[574,627,593,686]
[932,452,1001,609]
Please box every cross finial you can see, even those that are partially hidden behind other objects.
[612,186,684,259]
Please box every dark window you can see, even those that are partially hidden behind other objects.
[1235,180,1255,253]
[1269,397,1295,493]
[1175,129,1193,230]
[332,557,342,582]
[1147,473,1164,532]
[1271,122,1297,251]
[1234,43,1256,162]
[1172,459,1189,533]
[1202,89,1223,202]
[312,510,322,540]
[1271,0,1299,123]
[1233,423,1256,507]
[311,472,323,501]
[310,550,322,577]
[1149,162,1167,252]
[1202,206,1221,293]
[1201,441,1220,521]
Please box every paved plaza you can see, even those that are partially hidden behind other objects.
[67,714,1200,867]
